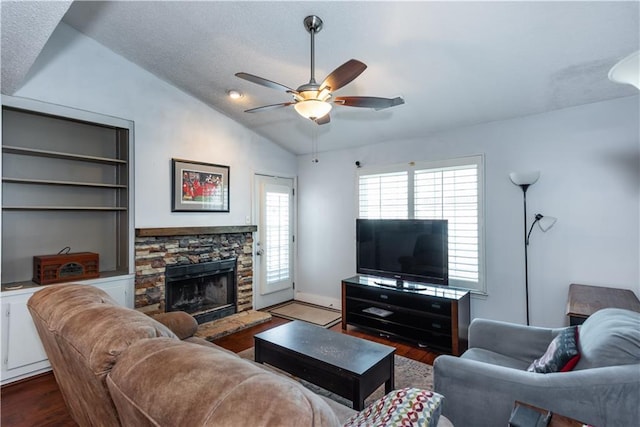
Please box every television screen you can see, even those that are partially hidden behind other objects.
[356,219,448,285]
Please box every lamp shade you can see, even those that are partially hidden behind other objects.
[608,51,640,90]
[509,171,540,186]
[294,99,332,120]
[538,215,557,232]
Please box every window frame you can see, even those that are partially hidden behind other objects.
[355,155,486,294]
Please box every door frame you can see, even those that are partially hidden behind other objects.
[252,171,297,309]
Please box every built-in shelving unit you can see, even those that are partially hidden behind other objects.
[1,95,134,285]
[1,96,136,385]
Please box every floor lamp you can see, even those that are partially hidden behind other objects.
[510,172,557,325]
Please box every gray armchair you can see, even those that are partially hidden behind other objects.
[433,308,640,427]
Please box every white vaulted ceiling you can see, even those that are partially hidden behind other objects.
[2,1,639,155]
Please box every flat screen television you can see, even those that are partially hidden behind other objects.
[356,219,448,286]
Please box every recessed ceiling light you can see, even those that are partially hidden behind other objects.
[227,90,243,100]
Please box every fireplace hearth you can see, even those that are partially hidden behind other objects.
[165,259,237,324]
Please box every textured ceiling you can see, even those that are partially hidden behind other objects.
[1,0,72,94]
[3,1,639,155]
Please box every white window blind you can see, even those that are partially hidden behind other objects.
[414,165,479,284]
[265,191,290,284]
[358,171,408,219]
[357,156,484,292]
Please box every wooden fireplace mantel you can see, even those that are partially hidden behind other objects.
[135,225,257,237]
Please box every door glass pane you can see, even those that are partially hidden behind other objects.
[265,190,290,284]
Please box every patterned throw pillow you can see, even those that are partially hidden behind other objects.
[527,326,580,373]
[343,387,444,427]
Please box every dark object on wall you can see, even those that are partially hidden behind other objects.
[33,252,99,285]
[172,159,230,212]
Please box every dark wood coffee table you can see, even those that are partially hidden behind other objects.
[254,320,395,410]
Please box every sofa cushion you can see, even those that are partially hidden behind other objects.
[343,388,443,427]
[27,283,120,331]
[575,308,640,370]
[107,337,343,427]
[461,348,531,370]
[527,326,580,373]
[59,304,178,374]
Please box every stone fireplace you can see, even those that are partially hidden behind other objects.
[134,226,256,318]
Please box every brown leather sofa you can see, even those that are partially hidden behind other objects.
[28,284,452,426]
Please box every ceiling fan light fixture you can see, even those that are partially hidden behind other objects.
[317,87,331,101]
[294,99,332,120]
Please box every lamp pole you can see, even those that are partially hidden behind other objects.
[520,184,531,326]
[510,171,540,326]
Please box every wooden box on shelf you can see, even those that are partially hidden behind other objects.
[33,252,99,285]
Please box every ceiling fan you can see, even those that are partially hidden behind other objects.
[235,15,404,125]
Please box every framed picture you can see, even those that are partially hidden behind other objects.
[172,159,230,212]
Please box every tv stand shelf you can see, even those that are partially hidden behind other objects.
[341,275,470,355]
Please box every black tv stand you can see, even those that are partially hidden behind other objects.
[342,275,470,355]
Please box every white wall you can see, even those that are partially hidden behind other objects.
[297,96,640,327]
[13,23,297,227]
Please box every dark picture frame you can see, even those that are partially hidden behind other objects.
[172,158,230,212]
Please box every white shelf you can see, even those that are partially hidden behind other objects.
[2,206,127,211]
[2,145,127,165]
[2,177,127,189]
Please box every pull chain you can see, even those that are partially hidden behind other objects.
[311,126,319,163]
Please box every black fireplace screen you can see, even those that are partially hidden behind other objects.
[165,259,237,324]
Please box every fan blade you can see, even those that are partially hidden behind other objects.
[334,96,404,110]
[245,102,293,113]
[235,72,297,93]
[314,114,331,125]
[320,59,367,92]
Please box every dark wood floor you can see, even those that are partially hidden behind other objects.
[1,317,440,427]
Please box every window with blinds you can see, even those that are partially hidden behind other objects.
[358,171,408,219]
[265,191,290,284]
[357,156,484,292]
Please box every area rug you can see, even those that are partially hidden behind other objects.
[267,301,342,328]
[237,347,433,408]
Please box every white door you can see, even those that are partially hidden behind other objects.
[253,175,295,309]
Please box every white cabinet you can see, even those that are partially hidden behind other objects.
[0,276,134,385]
[1,292,48,375]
